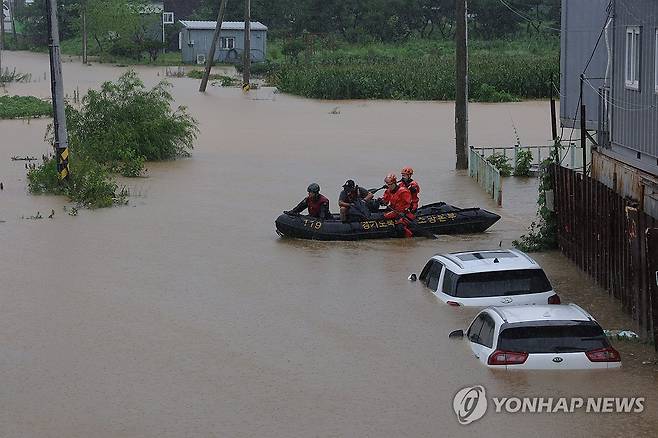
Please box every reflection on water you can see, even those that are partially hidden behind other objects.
[0,51,656,438]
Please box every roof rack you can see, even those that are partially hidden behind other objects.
[441,253,464,269]
[511,249,537,265]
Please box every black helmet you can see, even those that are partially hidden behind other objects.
[307,183,320,194]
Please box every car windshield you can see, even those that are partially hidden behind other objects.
[451,269,552,298]
[497,323,610,353]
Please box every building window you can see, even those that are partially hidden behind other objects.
[625,26,641,90]
[220,37,235,50]
[163,12,174,24]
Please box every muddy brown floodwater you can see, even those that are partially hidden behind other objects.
[1,51,657,437]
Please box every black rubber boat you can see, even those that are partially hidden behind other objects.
[275,202,500,241]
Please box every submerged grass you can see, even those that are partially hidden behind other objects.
[0,95,52,119]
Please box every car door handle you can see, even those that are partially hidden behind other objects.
[474,354,479,359]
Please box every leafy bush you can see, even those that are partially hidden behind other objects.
[27,157,123,208]
[514,149,533,177]
[476,84,519,103]
[0,95,52,119]
[281,38,306,60]
[29,71,198,208]
[486,153,513,177]
[66,70,198,173]
[513,146,560,252]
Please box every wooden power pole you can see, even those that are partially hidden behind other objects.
[1,2,4,75]
[46,0,70,180]
[455,0,469,170]
[242,0,251,89]
[199,0,229,92]
[82,2,88,65]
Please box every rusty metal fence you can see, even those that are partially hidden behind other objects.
[553,164,657,347]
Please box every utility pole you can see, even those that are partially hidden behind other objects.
[242,0,251,89]
[199,0,229,92]
[8,0,16,44]
[1,1,4,75]
[81,1,88,64]
[46,0,70,181]
[455,0,469,170]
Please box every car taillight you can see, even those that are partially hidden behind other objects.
[548,294,561,304]
[446,301,461,307]
[586,347,621,362]
[487,350,528,365]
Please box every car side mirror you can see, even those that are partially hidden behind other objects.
[449,329,464,339]
[408,273,417,282]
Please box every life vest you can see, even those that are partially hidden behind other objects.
[383,184,412,214]
[400,178,420,211]
[307,194,329,217]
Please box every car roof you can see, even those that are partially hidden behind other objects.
[432,249,540,274]
[486,304,594,324]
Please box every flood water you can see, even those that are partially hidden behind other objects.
[1,51,657,437]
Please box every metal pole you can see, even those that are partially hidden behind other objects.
[47,0,70,180]
[455,0,469,170]
[199,0,229,92]
[242,0,251,89]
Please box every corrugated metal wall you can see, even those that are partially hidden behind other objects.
[180,28,267,64]
[560,0,611,129]
[609,0,658,174]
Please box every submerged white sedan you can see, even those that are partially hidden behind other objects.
[450,304,622,370]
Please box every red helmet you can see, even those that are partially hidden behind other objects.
[401,166,414,176]
[384,173,397,184]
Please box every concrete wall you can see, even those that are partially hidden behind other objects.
[180,28,267,64]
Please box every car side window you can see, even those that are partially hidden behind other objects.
[479,315,495,348]
[467,315,485,343]
[419,260,434,284]
[427,262,444,291]
[442,269,459,296]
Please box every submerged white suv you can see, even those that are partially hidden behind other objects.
[418,249,560,307]
[452,304,621,370]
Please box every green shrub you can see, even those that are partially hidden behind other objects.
[66,70,198,173]
[513,151,559,252]
[0,95,52,119]
[27,157,123,208]
[514,149,534,176]
[475,84,519,103]
[29,71,198,208]
[487,153,513,177]
[281,38,306,60]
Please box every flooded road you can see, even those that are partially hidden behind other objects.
[1,51,656,437]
